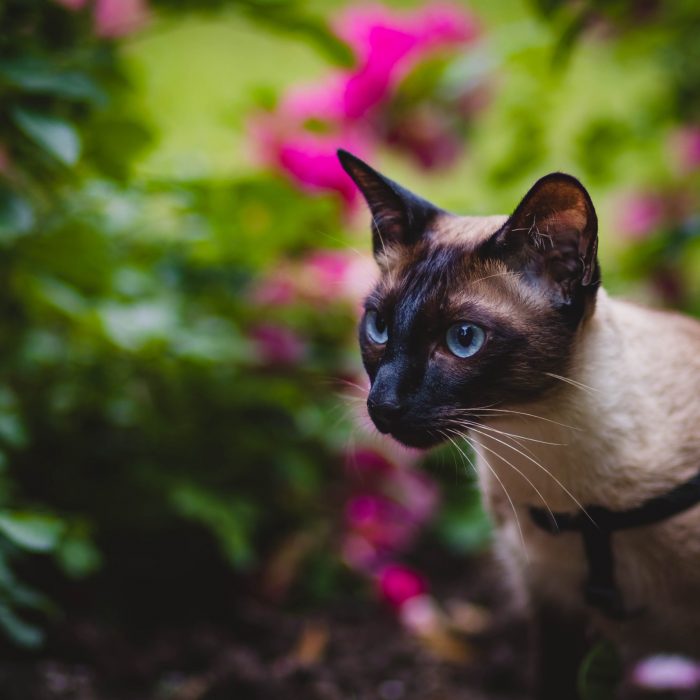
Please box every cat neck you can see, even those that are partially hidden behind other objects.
[473,288,700,511]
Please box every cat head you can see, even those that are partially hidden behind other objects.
[338,149,600,448]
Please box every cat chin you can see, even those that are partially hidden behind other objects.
[388,429,445,450]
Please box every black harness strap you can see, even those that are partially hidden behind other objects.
[530,471,700,620]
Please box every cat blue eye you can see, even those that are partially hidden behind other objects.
[446,322,485,358]
[365,310,389,345]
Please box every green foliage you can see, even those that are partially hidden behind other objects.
[578,640,623,700]
[0,0,699,654]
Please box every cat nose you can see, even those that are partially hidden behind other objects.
[367,398,405,433]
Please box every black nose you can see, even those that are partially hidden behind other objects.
[367,398,405,434]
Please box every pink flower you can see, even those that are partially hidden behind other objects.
[301,250,376,305]
[341,24,418,121]
[304,250,352,289]
[278,138,359,205]
[345,494,413,552]
[416,3,480,47]
[279,79,347,125]
[336,3,479,120]
[378,563,427,609]
[94,0,149,37]
[388,468,440,525]
[341,532,379,571]
[345,447,394,477]
[670,125,700,174]
[385,104,463,169]
[250,324,306,366]
[249,272,297,307]
[632,655,700,691]
[254,117,372,206]
[250,3,479,207]
[399,594,440,633]
[615,193,666,240]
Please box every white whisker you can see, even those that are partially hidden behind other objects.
[444,429,528,562]
[544,372,599,395]
[454,421,593,525]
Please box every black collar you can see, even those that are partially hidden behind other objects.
[529,470,700,619]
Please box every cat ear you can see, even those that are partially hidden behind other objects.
[337,149,439,258]
[483,173,599,305]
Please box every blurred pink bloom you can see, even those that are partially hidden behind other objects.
[345,494,414,553]
[280,79,347,124]
[378,563,427,609]
[256,126,372,207]
[389,468,440,525]
[250,3,479,206]
[341,24,418,121]
[341,532,379,571]
[249,273,297,307]
[345,447,394,477]
[336,3,478,120]
[342,255,378,305]
[250,324,306,366]
[305,250,352,289]
[670,125,700,174]
[616,193,666,240]
[94,0,149,37]
[249,250,376,311]
[302,250,377,304]
[399,593,440,633]
[277,138,356,204]
[385,104,463,169]
[632,655,700,691]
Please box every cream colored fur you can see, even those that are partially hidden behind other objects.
[473,288,700,655]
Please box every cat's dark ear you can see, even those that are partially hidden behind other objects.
[337,149,439,258]
[482,173,599,305]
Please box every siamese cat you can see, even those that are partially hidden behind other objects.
[337,149,700,695]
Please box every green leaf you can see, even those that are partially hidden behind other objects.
[12,108,81,166]
[0,604,44,649]
[0,59,106,103]
[578,640,623,700]
[435,494,492,554]
[0,413,28,449]
[170,485,257,568]
[56,535,102,578]
[0,512,65,553]
[0,187,34,241]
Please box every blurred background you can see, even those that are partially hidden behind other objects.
[1,1,700,698]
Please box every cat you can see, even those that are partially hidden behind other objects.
[337,148,700,696]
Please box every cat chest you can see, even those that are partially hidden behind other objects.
[493,496,700,626]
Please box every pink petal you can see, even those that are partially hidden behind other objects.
[670,125,700,174]
[280,78,346,124]
[345,447,395,477]
[615,193,666,240]
[389,469,440,525]
[250,324,306,366]
[399,593,440,633]
[304,249,354,289]
[249,274,297,307]
[412,3,480,47]
[94,0,149,37]
[342,25,418,120]
[336,3,479,120]
[341,533,379,572]
[278,140,359,205]
[378,563,428,609]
